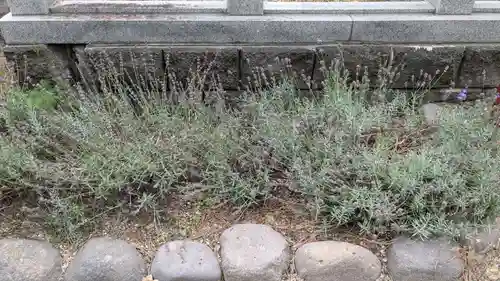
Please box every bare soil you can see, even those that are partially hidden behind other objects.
[1,196,499,281]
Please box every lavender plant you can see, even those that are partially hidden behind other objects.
[0,51,499,241]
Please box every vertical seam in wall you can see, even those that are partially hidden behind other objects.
[65,44,82,83]
[348,15,354,41]
[310,49,317,89]
[455,48,467,86]
[161,49,170,92]
[237,47,243,89]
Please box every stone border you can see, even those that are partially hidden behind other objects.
[2,223,498,281]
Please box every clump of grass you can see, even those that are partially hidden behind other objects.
[1,51,499,242]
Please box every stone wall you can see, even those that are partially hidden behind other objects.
[1,0,500,92]
[3,43,500,95]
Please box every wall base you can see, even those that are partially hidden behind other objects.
[4,43,500,96]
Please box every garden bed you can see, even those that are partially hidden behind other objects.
[1,53,500,280]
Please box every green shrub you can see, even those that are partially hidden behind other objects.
[1,60,499,241]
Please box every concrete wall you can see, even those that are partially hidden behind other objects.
[1,0,500,91]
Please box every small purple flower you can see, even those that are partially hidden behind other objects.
[456,88,468,101]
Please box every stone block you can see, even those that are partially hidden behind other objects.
[459,45,500,88]
[4,44,73,88]
[421,103,440,132]
[295,241,381,281]
[314,44,462,89]
[390,45,463,88]
[7,0,50,15]
[0,238,62,281]
[313,44,390,89]
[65,237,146,281]
[350,14,500,43]
[220,224,290,281]
[75,45,165,92]
[227,0,263,15]
[387,237,464,281]
[150,240,221,281]
[0,13,353,44]
[241,46,315,90]
[164,46,239,91]
[427,0,474,14]
[462,217,500,255]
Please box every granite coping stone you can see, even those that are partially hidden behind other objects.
[4,13,500,44]
[0,13,352,44]
[351,13,500,43]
